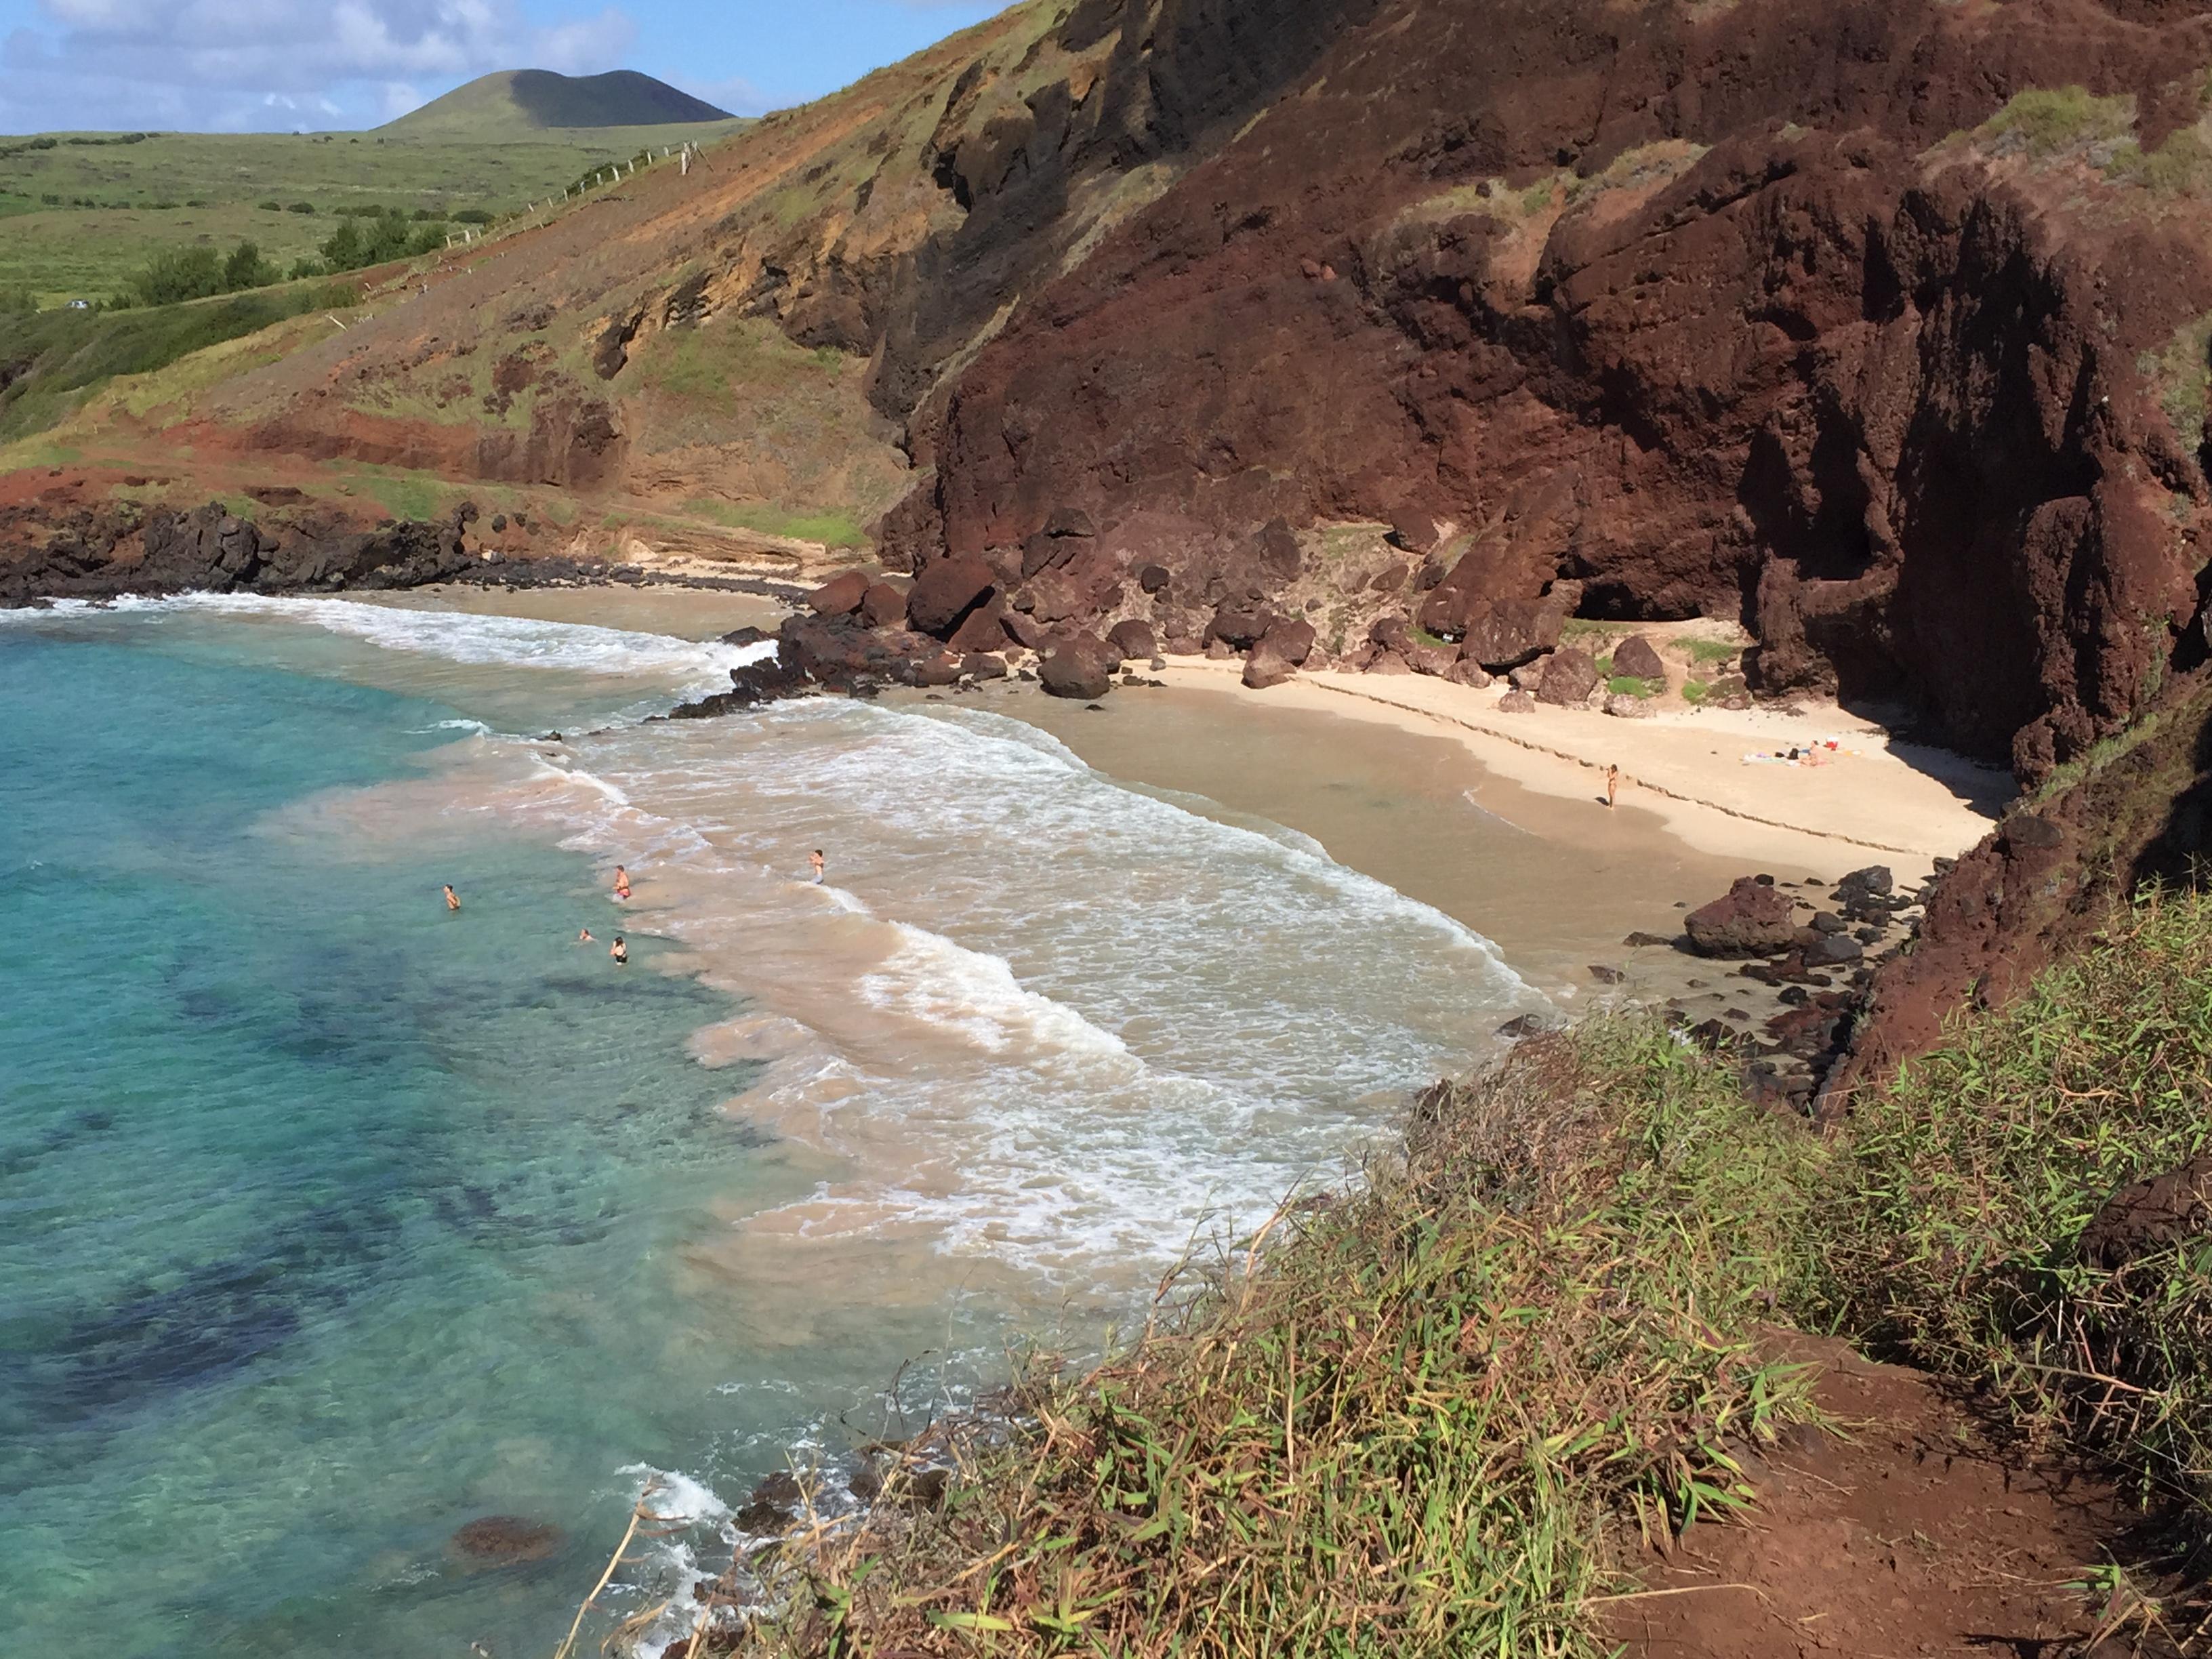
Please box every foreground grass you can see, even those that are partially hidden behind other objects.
[1824,887,2212,1532]
[718,1025,1828,1658]
[611,888,2212,1656]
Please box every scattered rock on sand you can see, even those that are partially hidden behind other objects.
[1442,658,1492,687]
[1588,964,1625,984]
[1244,617,1316,689]
[1496,688,1536,713]
[961,652,1008,680]
[1040,637,1116,699]
[1684,876,1798,957]
[1610,634,1664,680]
[1603,692,1654,718]
[912,651,964,688]
[1107,617,1158,661]
[1835,865,1895,901]
[1536,647,1601,706]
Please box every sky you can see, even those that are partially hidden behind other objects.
[0,0,1006,134]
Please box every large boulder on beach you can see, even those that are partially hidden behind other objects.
[1456,598,1565,670]
[1207,604,1275,650]
[1536,647,1601,706]
[945,600,1013,655]
[1243,617,1315,689]
[1685,877,1798,957]
[905,556,997,639]
[804,570,869,617]
[1610,634,1665,681]
[1040,636,1117,699]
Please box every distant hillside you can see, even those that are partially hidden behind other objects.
[382,70,735,138]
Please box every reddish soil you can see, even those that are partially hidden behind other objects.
[1617,1338,2125,1659]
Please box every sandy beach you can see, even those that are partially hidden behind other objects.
[1148,657,2012,883]
[340,584,2013,1009]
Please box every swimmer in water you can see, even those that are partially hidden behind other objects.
[577,928,594,942]
[808,849,825,884]
[610,935,628,965]
[613,864,632,901]
[443,884,460,911]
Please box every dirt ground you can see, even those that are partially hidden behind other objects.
[1615,1338,2131,1659]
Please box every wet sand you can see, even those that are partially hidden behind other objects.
[927,679,1767,1004]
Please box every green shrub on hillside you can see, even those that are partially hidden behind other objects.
[128,239,279,306]
[319,209,445,272]
[1826,888,2212,1528]
[1979,85,2135,157]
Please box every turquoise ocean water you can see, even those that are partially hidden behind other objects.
[0,595,1546,1656]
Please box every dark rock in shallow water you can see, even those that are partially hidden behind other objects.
[733,1469,805,1535]
[450,1515,561,1565]
[1496,1012,1557,1039]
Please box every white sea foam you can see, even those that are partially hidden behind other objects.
[439,690,1553,1294]
[101,590,774,697]
[859,923,1136,1062]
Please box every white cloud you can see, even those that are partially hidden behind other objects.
[0,0,636,131]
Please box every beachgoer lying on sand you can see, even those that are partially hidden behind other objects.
[444,884,461,911]
[610,935,628,965]
[613,864,632,900]
[808,849,825,884]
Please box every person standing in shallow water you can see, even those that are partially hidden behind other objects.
[610,935,628,965]
[808,850,825,884]
[1605,766,1620,809]
[613,865,632,900]
[443,884,461,911]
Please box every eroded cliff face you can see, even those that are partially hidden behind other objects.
[878,0,2212,779]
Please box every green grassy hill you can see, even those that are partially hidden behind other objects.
[381,70,733,138]
[0,119,744,306]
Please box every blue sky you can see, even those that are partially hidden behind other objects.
[0,0,1005,134]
